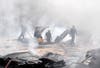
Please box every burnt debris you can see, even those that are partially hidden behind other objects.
[74,48,100,68]
[0,52,65,68]
[85,49,100,68]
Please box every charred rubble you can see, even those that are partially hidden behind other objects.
[85,48,100,68]
[73,48,100,68]
[0,52,65,68]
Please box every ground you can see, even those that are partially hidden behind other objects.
[0,38,100,67]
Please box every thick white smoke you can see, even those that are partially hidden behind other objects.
[0,0,100,52]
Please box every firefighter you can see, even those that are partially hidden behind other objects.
[69,25,77,45]
[34,27,44,44]
[18,24,26,40]
[34,27,40,38]
[46,30,52,43]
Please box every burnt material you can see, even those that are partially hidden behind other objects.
[0,57,65,68]
[85,49,100,68]
[39,58,65,68]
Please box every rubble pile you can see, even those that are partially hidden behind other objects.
[70,48,100,68]
[85,48,100,68]
[0,52,66,68]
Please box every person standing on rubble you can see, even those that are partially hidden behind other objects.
[69,25,77,45]
[34,27,40,38]
[34,27,43,44]
[18,24,26,40]
[46,30,52,43]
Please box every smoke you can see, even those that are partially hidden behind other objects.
[0,0,100,49]
[28,36,39,55]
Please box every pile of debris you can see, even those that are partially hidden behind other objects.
[70,48,100,68]
[0,52,66,68]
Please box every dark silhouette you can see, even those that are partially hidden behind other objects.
[69,25,77,45]
[34,27,41,38]
[18,24,26,40]
[46,30,52,43]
